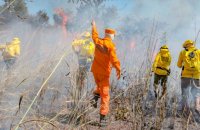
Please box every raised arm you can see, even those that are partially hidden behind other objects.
[91,20,104,46]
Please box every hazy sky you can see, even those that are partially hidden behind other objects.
[1,0,200,53]
[25,0,200,38]
[25,0,132,24]
[25,0,200,53]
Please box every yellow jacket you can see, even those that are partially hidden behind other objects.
[72,38,95,58]
[152,50,171,75]
[0,38,20,60]
[177,47,200,79]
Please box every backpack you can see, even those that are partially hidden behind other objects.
[160,55,170,63]
[184,49,200,72]
[81,40,94,57]
[157,53,171,75]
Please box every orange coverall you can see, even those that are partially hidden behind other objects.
[91,25,120,115]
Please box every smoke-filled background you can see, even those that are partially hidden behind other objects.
[0,0,200,129]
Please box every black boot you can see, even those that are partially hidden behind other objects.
[100,114,108,127]
[91,94,100,108]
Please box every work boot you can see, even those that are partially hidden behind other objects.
[90,94,100,108]
[100,114,108,127]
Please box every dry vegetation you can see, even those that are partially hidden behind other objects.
[0,20,199,130]
[0,1,200,130]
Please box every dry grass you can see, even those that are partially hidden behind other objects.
[0,20,200,130]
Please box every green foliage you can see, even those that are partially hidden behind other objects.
[36,10,49,24]
[4,0,28,16]
[28,10,49,27]
[1,0,49,26]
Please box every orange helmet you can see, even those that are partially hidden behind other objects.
[105,28,116,35]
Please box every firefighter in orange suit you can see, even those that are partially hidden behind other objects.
[90,20,121,127]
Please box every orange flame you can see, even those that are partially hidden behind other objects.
[54,8,68,38]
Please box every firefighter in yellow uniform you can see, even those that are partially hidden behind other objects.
[72,32,95,91]
[72,32,95,71]
[177,40,200,113]
[0,37,20,69]
[71,32,95,124]
[152,45,171,99]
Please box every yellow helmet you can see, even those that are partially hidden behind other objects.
[182,40,194,48]
[160,45,169,53]
[160,44,168,50]
[12,37,20,45]
[82,32,91,38]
